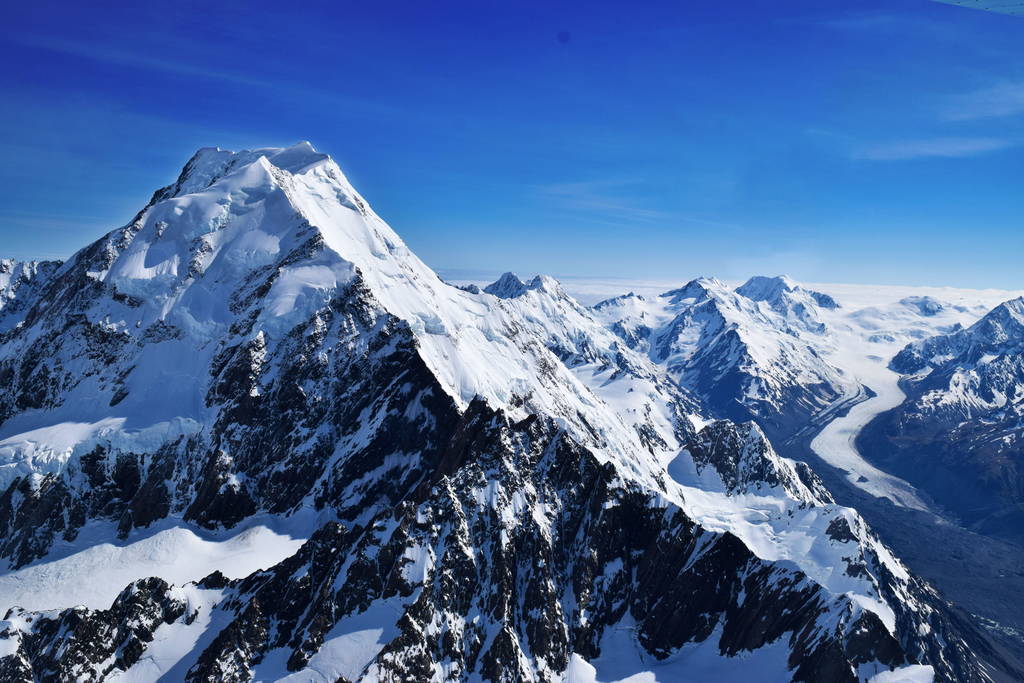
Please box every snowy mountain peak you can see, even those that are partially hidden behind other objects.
[893,295,1024,374]
[592,291,646,308]
[168,142,332,200]
[660,276,725,304]
[526,273,564,296]
[985,295,1024,331]
[736,274,798,299]
[593,273,858,441]
[0,145,1009,683]
[737,274,840,311]
[899,295,945,317]
[483,271,565,299]
[483,271,528,298]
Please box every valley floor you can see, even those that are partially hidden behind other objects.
[808,343,929,511]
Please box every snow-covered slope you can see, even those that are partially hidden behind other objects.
[861,297,1024,543]
[591,276,859,443]
[0,144,1008,682]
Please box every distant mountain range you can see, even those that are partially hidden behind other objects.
[0,143,1018,682]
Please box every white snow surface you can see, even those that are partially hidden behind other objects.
[563,619,792,683]
[0,517,305,614]
[866,664,935,683]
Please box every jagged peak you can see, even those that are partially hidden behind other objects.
[661,276,725,304]
[966,295,1024,343]
[988,295,1024,320]
[484,272,528,298]
[526,273,564,296]
[687,419,831,504]
[0,259,61,276]
[484,272,565,299]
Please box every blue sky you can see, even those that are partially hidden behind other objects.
[1,0,1022,288]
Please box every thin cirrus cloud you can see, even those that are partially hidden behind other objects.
[537,179,741,230]
[852,137,1013,161]
[10,34,400,118]
[943,82,1024,121]
[537,179,671,223]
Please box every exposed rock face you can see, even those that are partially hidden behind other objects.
[863,297,1024,544]
[0,145,1010,681]
[686,420,835,503]
[0,578,188,681]
[1,406,995,682]
[0,259,62,333]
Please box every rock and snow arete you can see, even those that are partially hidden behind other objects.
[0,143,1016,682]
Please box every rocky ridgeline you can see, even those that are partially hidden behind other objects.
[0,144,1012,681]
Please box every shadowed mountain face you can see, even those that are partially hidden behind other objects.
[0,144,1010,682]
[862,298,1024,545]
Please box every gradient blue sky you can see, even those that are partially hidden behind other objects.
[1,0,1022,288]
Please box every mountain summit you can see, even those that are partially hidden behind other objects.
[0,144,1005,682]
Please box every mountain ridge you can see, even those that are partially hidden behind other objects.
[0,143,1010,682]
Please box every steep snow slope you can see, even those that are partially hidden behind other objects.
[0,145,1007,682]
[0,145,674,498]
[589,276,859,443]
[0,517,305,614]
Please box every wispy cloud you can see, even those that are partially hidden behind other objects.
[537,179,670,223]
[818,12,904,31]
[537,179,744,231]
[12,35,271,88]
[852,137,1012,161]
[943,82,1024,121]
[10,34,400,118]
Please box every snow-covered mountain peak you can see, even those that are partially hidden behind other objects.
[0,144,695,498]
[660,276,726,305]
[592,274,860,441]
[898,295,946,317]
[483,271,528,298]
[171,142,333,198]
[592,291,646,309]
[527,273,563,295]
[984,296,1024,333]
[891,295,1024,375]
[483,271,566,299]
[737,274,840,316]
[736,274,798,299]
[0,146,1008,682]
